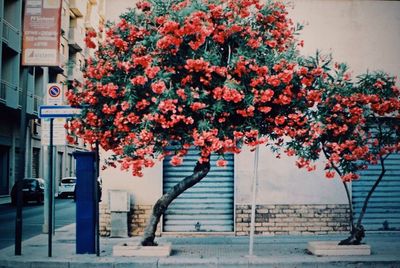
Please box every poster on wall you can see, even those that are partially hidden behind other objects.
[21,0,62,66]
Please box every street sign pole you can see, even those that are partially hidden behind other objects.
[248,146,259,257]
[48,118,54,257]
[38,105,81,257]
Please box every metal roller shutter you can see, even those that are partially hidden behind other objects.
[352,153,400,231]
[163,148,234,232]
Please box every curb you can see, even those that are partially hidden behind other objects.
[1,257,399,268]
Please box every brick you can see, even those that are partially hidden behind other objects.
[268,227,283,231]
[262,222,275,227]
[255,227,270,232]
[256,209,269,213]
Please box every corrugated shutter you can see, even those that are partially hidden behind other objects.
[352,153,400,231]
[163,149,234,232]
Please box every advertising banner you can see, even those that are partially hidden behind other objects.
[22,0,62,66]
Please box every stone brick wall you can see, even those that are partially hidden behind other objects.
[101,203,349,237]
[100,203,161,237]
[235,204,350,236]
[100,203,111,236]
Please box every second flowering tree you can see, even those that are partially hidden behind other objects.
[287,55,400,245]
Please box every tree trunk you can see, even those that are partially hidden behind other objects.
[338,225,365,245]
[339,155,387,245]
[141,157,211,246]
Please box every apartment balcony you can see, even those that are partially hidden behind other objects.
[70,0,86,18]
[85,13,99,31]
[49,53,68,73]
[68,64,84,84]
[68,26,85,51]
[2,19,21,52]
[0,80,19,109]
[98,0,106,20]
[61,14,70,38]
[33,95,43,116]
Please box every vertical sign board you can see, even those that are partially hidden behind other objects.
[21,0,62,66]
[41,118,66,146]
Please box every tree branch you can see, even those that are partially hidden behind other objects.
[322,146,354,232]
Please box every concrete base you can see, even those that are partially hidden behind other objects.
[307,241,371,256]
[113,242,172,257]
[110,212,128,237]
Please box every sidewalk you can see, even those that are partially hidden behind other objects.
[0,223,399,267]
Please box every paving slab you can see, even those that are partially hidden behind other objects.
[0,224,399,267]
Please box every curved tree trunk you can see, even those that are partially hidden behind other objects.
[323,147,356,242]
[141,157,211,246]
[339,155,387,245]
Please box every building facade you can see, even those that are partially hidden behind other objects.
[0,0,104,202]
[99,0,400,237]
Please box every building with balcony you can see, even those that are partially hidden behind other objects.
[0,0,105,202]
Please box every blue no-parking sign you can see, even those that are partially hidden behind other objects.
[46,83,63,105]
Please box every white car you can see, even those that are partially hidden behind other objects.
[58,177,76,198]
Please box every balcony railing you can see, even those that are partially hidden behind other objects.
[2,19,20,51]
[0,80,19,108]
[18,88,23,108]
[68,64,84,83]
[85,13,99,31]
[98,0,106,19]
[33,95,43,115]
[68,27,85,51]
[61,14,70,37]
[0,82,6,104]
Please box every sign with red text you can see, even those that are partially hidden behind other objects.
[22,0,62,66]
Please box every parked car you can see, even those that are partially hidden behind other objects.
[58,177,76,198]
[11,178,45,205]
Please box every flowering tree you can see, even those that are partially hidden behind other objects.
[66,0,326,246]
[287,55,400,244]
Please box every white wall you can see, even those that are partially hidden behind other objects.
[105,0,137,23]
[235,147,348,204]
[100,150,162,205]
[289,0,400,76]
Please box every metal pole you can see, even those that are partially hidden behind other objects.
[48,118,54,257]
[248,146,259,256]
[42,67,50,234]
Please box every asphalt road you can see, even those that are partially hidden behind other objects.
[0,198,76,250]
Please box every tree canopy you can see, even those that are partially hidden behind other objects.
[67,0,324,177]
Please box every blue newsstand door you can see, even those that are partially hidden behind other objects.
[352,153,400,231]
[163,148,234,232]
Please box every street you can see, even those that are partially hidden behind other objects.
[0,198,75,250]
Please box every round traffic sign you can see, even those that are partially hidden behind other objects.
[48,85,61,98]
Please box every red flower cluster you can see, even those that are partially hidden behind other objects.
[67,0,325,177]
